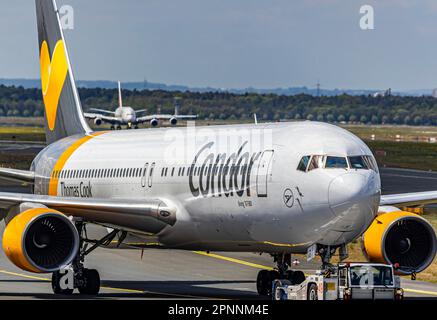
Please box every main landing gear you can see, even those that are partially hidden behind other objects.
[256,253,306,296]
[51,221,123,295]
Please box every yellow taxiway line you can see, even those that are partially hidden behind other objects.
[0,269,221,299]
[192,251,274,270]
[192,252,437,297]
[403,288,437,297]
[0,269,143,294]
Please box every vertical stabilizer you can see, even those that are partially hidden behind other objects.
[118,81,123,108]
[36,0,91,144]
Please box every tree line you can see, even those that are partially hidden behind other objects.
[1,84,437,125]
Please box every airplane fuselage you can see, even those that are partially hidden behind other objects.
[114,106,136,124]
[31,121,381,253]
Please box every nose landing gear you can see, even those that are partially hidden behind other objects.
[257,245,344,297]
[256,253,306,296]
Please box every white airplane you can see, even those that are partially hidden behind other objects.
[84,81,197,130]
[0,0,435,296]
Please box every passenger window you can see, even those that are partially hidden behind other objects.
[349,156,368,169]
[297,156,310,172]
[325,156,348,169]
[308,155,325,171]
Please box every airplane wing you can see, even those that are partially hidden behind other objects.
[174,115,198,119]
[136,115,162,123]
[135,109,148,115]
[0,168,35,184]
[88,108,116,115]
[380,191,437,207]
[0,192,176,234]
[136,114,197,123]
[84,112,121,125]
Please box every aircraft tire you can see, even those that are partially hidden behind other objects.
[78,269,100,295]
[51,271,74,295]
[256,270,270,296]
[307,283,318,300]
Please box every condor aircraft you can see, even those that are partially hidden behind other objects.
[84,81,197,130]
[0,0,435,295]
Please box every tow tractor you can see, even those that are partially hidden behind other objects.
[272,262,404,300]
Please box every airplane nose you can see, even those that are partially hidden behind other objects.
[326,172,380,242]
[328,173,367,207]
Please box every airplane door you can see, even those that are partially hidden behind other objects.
[148,162,155,188]
[256,150,274,197]
[141,163,149,188]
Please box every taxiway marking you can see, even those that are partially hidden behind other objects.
[0,269,220,299]
[192,251,274,270]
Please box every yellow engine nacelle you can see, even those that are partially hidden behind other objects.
[363,211,437,274]
[2,208,79,273]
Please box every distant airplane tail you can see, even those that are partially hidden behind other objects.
[36,0,91,144]
[118,81,123,108]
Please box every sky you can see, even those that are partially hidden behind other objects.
[1,0,437,90]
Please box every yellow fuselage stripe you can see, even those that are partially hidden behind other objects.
[48,132,106,196]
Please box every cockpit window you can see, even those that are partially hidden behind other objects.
[308,155,325,171]
[348,156,368,169]
[297,154,379,173]
[364,155,379,172]
[297,156,311,172]
[325,156,348,169]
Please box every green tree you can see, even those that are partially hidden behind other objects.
[326,114,335,122]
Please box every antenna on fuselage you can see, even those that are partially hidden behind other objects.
[254,113,258,125]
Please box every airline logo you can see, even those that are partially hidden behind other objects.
[189,141,262,198]
[40,40,69,131]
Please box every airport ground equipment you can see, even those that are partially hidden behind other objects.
[272,262,403,300]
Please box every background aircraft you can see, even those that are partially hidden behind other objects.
[84,81,197,129]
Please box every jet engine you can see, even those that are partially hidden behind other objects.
[362,211,436,274]
[169,117,178,126]
[150,119,159,127]
[2,208,79,273]
[94,118,102,126]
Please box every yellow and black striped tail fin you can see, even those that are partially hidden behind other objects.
[36,0,91,144]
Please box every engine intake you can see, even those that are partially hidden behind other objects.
[150,118,158,127]
[2,208,79,273]
[362,211,436,274]
[94,118,102,126]
[170,117,178,126]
